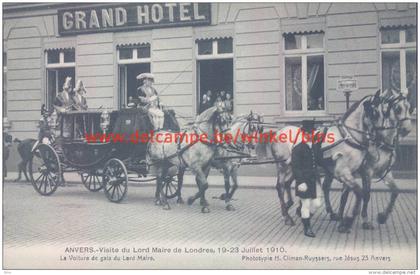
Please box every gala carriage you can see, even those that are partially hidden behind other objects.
[29,108,181,203]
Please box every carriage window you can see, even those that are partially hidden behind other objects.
[196,38,234,114]
[117,44,151,109]
[284,33,325,112]
[381,28,417,112]
[45,49,76,111]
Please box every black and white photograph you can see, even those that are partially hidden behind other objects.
[2,1,418,271]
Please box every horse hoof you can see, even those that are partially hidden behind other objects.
[154,199,162,206]
[187,197,194,206]
[362,222,374,230]
[285,217,295,226]
[330,213,340,221]
[162,204,171,210]
[201,207,210,213]
[337,224,350,234]
[219,193,227,201]
[286,200,294,209]
[226,204,235,211]
[177,197,184,204]
[377,213,387,224]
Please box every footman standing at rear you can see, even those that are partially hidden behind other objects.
[291,120,322,238]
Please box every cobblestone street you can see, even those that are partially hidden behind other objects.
[3,177,417,269]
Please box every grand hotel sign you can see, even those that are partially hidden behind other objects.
[58,3,211,35]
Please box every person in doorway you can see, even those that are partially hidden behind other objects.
[200,94,209,113]
[224,93,233,113]
[136,73,165,130]
[214,94,225,110]
[206,90,214,106]
[220,90,226,101]
[291,120,323,238]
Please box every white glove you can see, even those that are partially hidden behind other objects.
[149,95,157,102]
[297,183,308,192]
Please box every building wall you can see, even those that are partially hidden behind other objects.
[3,3,417,140]
[76,33,115,109]
[152,27,195,118]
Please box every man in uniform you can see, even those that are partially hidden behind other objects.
[291,120,322,238]
[136,73,165,130]
[72,79,89,137]
[53,77,74,138]
[72,79,88,111]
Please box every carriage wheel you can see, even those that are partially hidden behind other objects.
[29,143,61,196]
[103,159,128,203]
[81,171,103,192]
[163,175,179,199]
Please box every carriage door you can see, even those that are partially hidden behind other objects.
[45,49,75,111]
[196,38,233,114]
[117,44,151,109]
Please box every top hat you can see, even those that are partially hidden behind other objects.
[301,119,316,132]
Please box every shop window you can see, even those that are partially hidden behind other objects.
[196,38,234,114]
[381,27,417,113]
[117,44,151,109]
[284,33,325,112]
[45,49,76,111]
[3,52,7,117]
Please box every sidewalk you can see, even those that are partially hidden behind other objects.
[5,171,417,192]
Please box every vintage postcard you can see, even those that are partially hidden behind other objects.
[2,1,418,271]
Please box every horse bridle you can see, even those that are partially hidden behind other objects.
[341,93,410,150]
[374,94,411,131]
[219,113,261,153]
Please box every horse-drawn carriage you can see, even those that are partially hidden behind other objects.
[29,108,181,203]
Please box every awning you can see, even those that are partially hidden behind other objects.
[44,38,76,51]
[380,17,416,29]
[114,32,152,49]
[116,42,150,49]
[195,27,234,41]
[379,9,416,29]
[281,18,325,35]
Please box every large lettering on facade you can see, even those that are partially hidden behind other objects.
[58,3,211,35]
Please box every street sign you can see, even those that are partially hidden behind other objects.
[337,76,358,92]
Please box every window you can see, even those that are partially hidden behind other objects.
[117,44,151,108]
[3,52,7,117]
[196,38,234,114]
[45,48,76,111]
[381,27,417,112]
[284,33,325,112]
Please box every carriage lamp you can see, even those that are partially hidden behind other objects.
[100,110,110,134]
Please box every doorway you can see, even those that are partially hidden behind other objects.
[197,59,233,114]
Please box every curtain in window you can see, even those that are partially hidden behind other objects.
[406,51,417,112]
[382,52,400,91]
[285,57,302,110]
